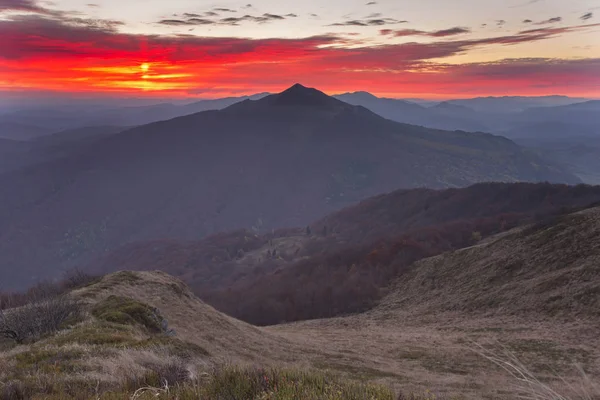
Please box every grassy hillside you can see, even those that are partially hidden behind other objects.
[376,205,600,318]
[269,205,600,399]
[0,271,395,399]
[4,198,600,400]
[91,182,600,325]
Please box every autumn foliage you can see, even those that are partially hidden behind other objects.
[91,182,600,325]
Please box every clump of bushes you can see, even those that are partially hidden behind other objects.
[91,295,172,334]
[1,268,98,311]
[0,295,82,344]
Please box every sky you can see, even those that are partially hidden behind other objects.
[1,0,599,99]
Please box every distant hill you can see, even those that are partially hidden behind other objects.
[516,100,600,128]
[0,93,269,139]
[334,93,600,185]
[516,136,600,185]
[447,95,589,114]
[0,85,581,289]
[334,92,489,132]
[501,102,600,184]
[333,92,595,134]
[90,182,600,325]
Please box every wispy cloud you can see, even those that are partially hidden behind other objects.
[330,18,407,27]
[535,16,562,24]
[0,0,124,29]
[381,27,471,37]
[157,11,294,26]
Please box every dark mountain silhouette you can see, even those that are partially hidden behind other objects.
[0,84,580,289]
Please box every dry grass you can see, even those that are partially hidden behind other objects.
[472,343,600,400]
[4,204,600,400]
[266,207,600,398]
[71,271,311,364]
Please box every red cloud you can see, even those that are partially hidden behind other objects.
[0,14,599,98]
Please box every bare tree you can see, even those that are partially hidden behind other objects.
[62,267,97,290]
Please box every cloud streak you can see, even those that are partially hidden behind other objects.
[330,18,407,27]
[381,27,471,37]
[156,10,295,26]
[535,16,562,24]
[0,3,599,97]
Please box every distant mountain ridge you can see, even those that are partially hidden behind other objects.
[0,84,581,289]
[0,93,270,140]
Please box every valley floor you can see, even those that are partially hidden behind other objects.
[269,312,600,399]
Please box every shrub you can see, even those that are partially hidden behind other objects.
[91,296,166,333]
[0,295,82,343]
[130,360,191,389]
[61,267,99,290]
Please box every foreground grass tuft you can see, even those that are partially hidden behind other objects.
[0,365,396,400]
[121,366,396,400]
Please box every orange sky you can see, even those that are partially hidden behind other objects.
[1,0,599,99]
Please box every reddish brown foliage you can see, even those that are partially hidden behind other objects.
[91,183,600,325]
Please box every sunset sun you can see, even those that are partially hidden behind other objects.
[140,63,150,72]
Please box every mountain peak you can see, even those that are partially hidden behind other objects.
[286,83,310,92]
[264,84,344,108]
[345,91,378,99]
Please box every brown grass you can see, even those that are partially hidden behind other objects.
[4,200,600,400]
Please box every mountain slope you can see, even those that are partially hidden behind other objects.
[375,204,600,319]
[0,85,579,289]
[268,204,600,399]
[516,100,600,129]
[0,126,125,174]
[0,120,53,140]
[89,182,600,325]
[72,270,300,362]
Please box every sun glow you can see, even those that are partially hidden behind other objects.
[140,63,150,72]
